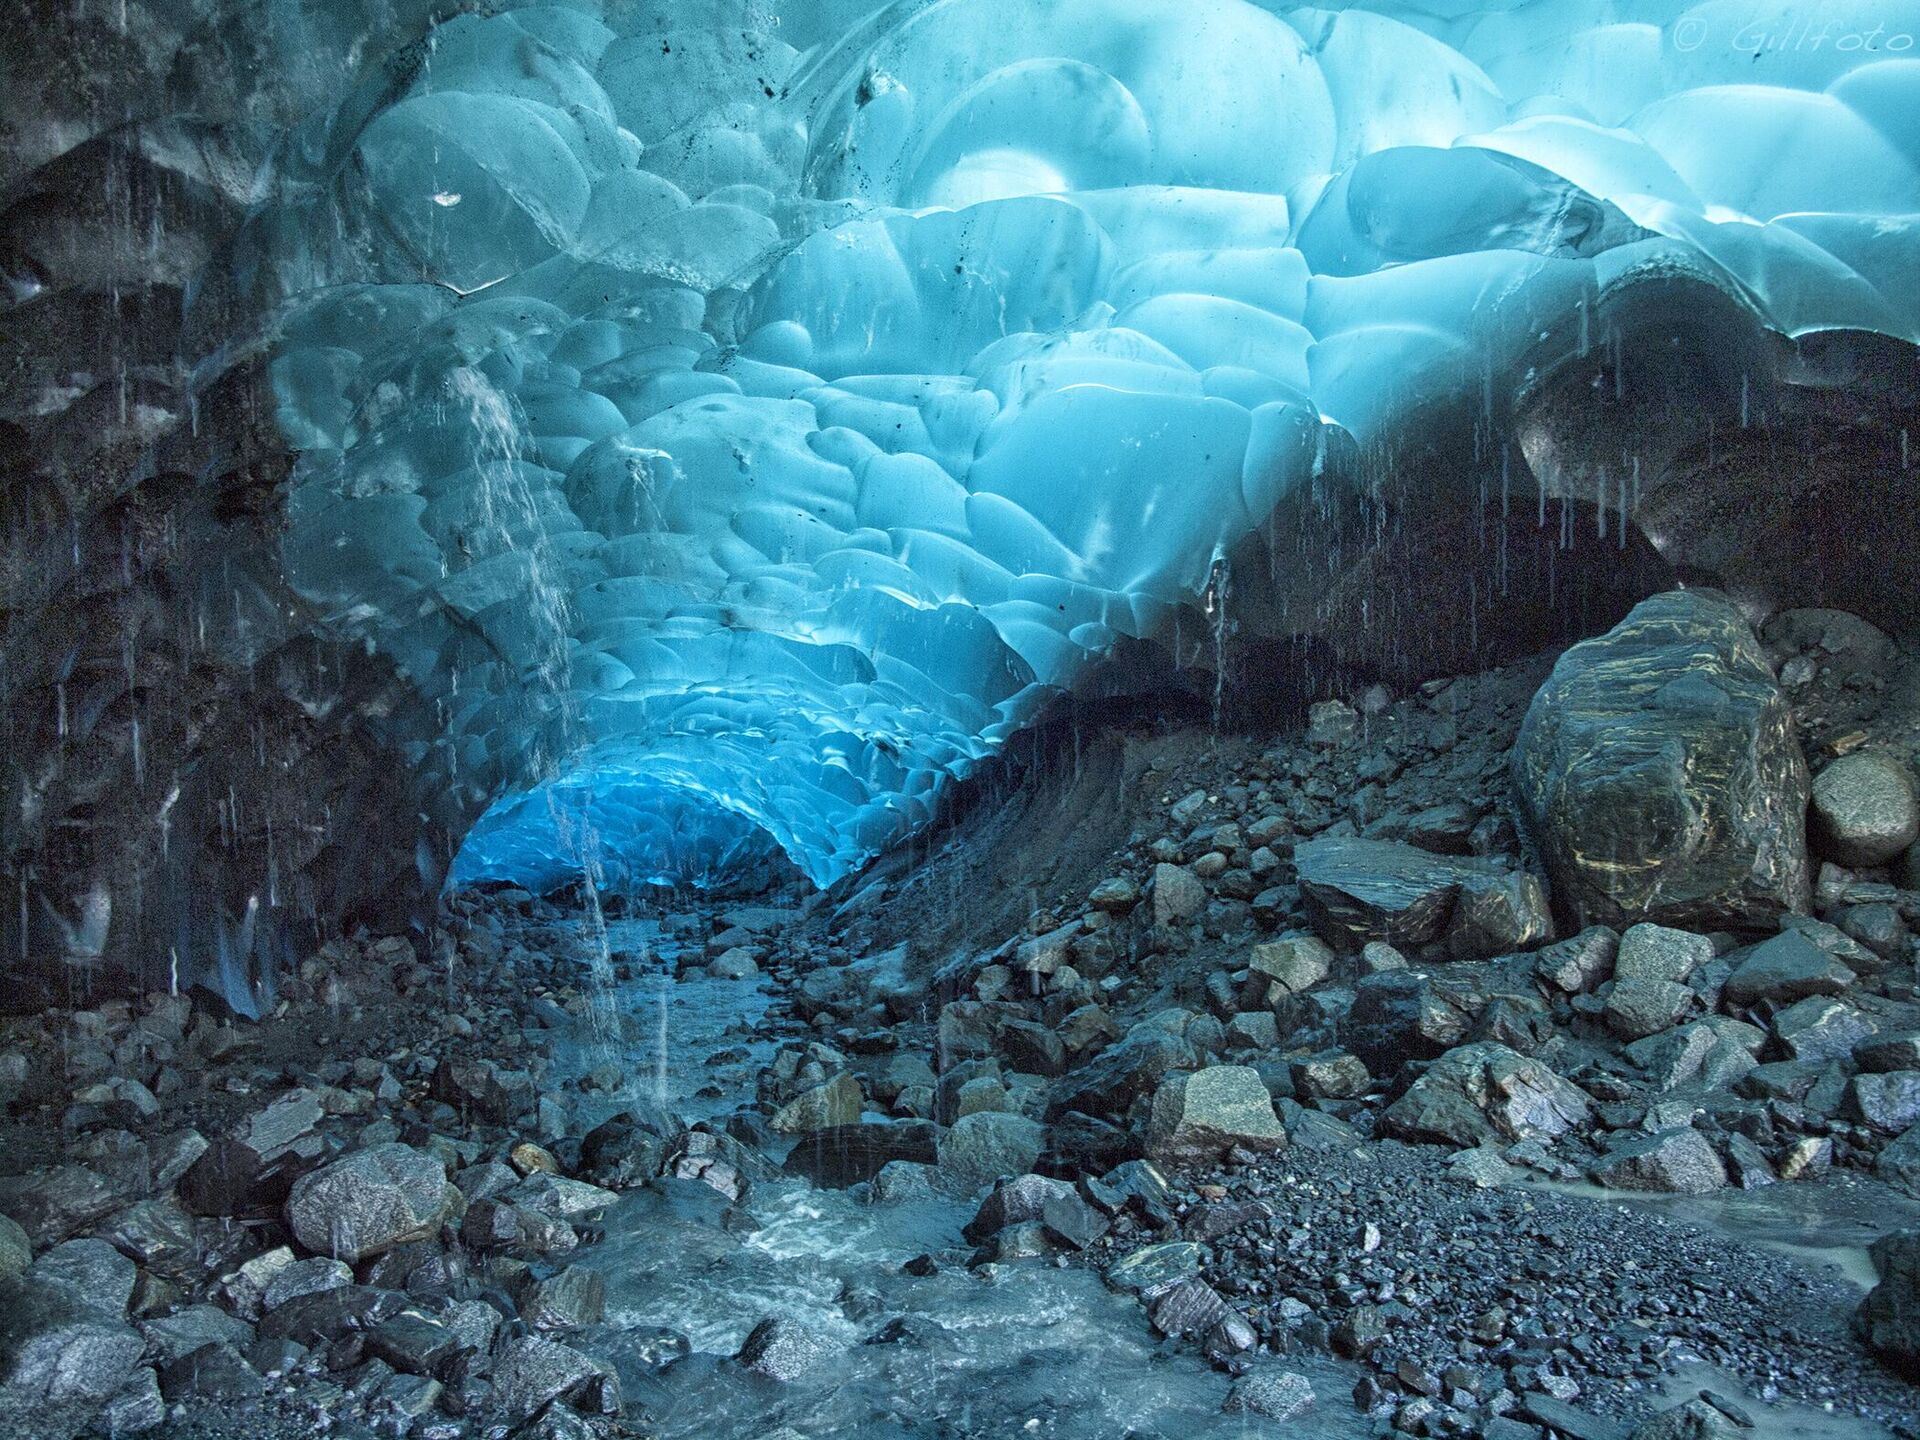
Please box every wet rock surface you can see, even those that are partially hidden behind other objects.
[1,600,1918,1439]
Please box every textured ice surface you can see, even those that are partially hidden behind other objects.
[250,0,1920,890]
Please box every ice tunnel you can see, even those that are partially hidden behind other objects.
[8,0,1920,994]
[247,0,1920,896]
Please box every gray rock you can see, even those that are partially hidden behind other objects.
[492,1334,610,1419]
[1849,1072,1920,1134]
[1248,934,1333,995]
[1605,978,1696,1039]
[1293,836,1516,949]
[100,1365,165,1434]
[936,1112,1045,1192]
[1628,1399,1743,1440]
[1224,1368,1314,1420]
[736,1315,834,1382]
[1858,1032,1920,1073]
[1306,699,1359,746]
[156,1340,266,1401]
[1771,996,1876,1064]
[141,1306,257,1365]
[1723,1133,1777,1189]
[1512,589,1810,931]
[770,1073,863,1134]
[1877,1125,1920,1199]
[286,1143,460,1263]
[1145,1065,1287,1167]
[1614,924,1713,984]
[1105,1241,1202,1296]
[1811,751,1920,867]
[1291,1050,1370,1100]
[1381,1042,1591,1149]
[1859,1229,1920,1379]
[1445,869,1555,959]
[517,1266,607,1331]
[1152,864,1207,926]
[707,948,758,980]
[0,1272,146,1404]
[0,1166,130,1246]
[1722,931,1855,1008]
[262,1256,353,1311]
[31,1239,135,1315]
[232,1089,324,1160]
[1591,1128,1728,1194]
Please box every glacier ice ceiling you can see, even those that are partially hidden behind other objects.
[241,0,1920,896]
[8,0,1919,1001]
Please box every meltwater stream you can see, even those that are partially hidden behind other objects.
[540,914,1376,1440]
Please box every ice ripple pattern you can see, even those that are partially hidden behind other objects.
[253,0,1920,889]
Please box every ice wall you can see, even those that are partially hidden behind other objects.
[252,0,1920,892]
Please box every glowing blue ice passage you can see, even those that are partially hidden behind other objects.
[254,0,1920,891]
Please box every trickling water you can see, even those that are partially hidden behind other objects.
[446,365,629,1056]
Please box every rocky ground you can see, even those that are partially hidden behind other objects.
[3,590,1920,1440]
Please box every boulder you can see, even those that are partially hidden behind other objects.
[1771,996,1876,1064]
[1850,1073,1920,1133]
[1878,1125,1920,1199]
[1810,752,1919,867]
[782,1121,938,1188]
[1722,931,1855,1008]
[1293,837,1518,950]
[1512,589,1810,931]
[1223,1369,1314,1421]
[1151,864,1206,926]
[1144,1066,1287,1167]
[1613,924,1713,984]
[1248,935,1333,995]
[1604,978,1696,1040]
[491,1335,611,1420]
[1381,1043,1591,1149]
[1628,1399,1744,1440]
[936,1113,1045,1192]
[769,1073,862,1134]
[736,1316,834,1382]
[1590,1128,1727,1194]
[286,1144,460,1263]
[1859,1229,1920,1378]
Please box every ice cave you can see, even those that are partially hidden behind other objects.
[3,1,1920,1437]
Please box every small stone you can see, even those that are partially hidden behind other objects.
[1090,877,1140,913]
[1776,1134,1833,1181]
